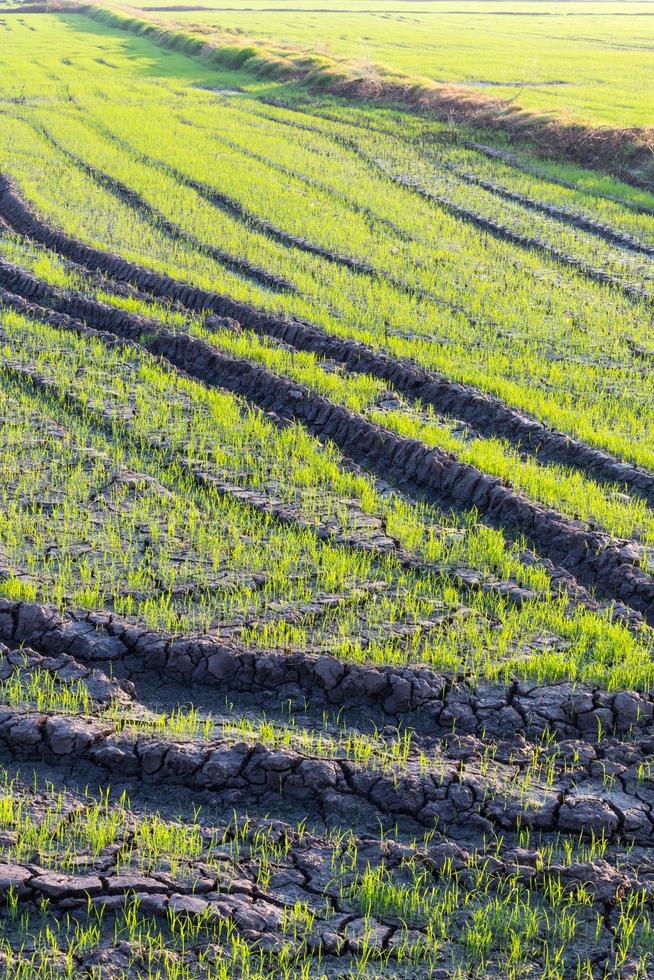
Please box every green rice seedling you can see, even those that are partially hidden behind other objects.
[2,19,654,477]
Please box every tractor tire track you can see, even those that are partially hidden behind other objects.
[392,173,653,303]
[30,123,297,296]
[0,700,653,843]
[2,597,654,742]
[80,118,382,278]
[1,175,653,511]
[1,261,654,623]
[248,102,654,254]
[465,140,654,218]
[0,313,543,614]
[252,102,654,302]
[2,302,634,629]
[441,163,654,257]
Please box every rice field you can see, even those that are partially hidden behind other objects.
[1,3,654,977]
[130,0,654,128]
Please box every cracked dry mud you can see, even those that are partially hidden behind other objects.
[2,593,654,977]
[0,314,649,977]
[1,247,653,626]
[2,124,654,979]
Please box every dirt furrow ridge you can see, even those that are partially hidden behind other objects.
[1,174,652,506]
[1,261,654,621]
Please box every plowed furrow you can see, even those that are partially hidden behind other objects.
[91,124,380,277]
[32,124,297,295]
[3,704,654,842]
[0,264,653,623]
[5,320,640,628]
[1,186,651,511]
[237,102,654,295]
[3,597,654,743]
[6,350,543,614]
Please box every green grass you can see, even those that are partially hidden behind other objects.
[2,17,654,479]
[0,770,653,979]
[3,10,654,980]
[4,306,652,688]
[0,13,653,687]
[100,0,654,129]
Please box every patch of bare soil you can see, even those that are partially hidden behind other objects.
[1,629,654,974]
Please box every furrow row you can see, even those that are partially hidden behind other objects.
[393,174,651,303]
[35,123,297,295]
[464,140,654,218]
[89,121,380,277]
[444,164,654,257]
[0,257,653,623]
[1,173,651,508]
[245,101,654,295]
[2,337,541,613]
[1,704,653,843]
[2,597,654,743]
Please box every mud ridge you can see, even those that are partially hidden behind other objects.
[1,264,654,623]
[1,178,652,511]
[5,276,641,634]
[3,596,654,744]
[32,125,297,295]
[0,310,543,614]
[3,348,544,615]
[443,164,654,257]
[3,701,654,841]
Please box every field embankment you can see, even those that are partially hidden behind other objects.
[66,0,654,190]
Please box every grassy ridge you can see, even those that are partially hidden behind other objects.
[128,0,654,129]
[73,0,654,186]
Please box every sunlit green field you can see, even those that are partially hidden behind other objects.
[129,0,654,127]
[5,13,654,468]
[2,12,654,680]
[2,6,654,977]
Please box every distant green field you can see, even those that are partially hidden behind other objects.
[130,0,654,127]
